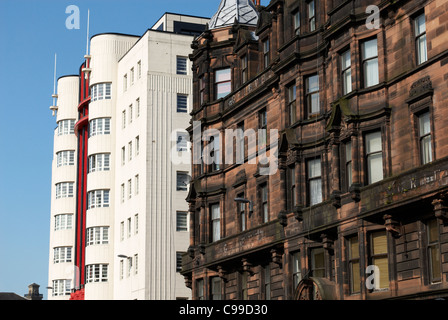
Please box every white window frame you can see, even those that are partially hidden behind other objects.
[56,182,74,199]
[52,279,71,296]
[57,150,75,167]
[88,153,110,173]
[57,119,75,136]
[89,118,111,137]
[87,190,110,209]
[86,264,108,283]
[177,56,188,75]
[90,83,111,102]
[54,214,73,231]
[176,211,188,232]
[53,246,72,264]
[86,226,109,246]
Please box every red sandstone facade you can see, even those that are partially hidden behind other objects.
[182,0,448,300]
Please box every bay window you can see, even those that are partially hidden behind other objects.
[87,190,110,209]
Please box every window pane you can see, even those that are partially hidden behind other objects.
[307,75,319,93]
[421,135,432,164]
[216,69,231,82]
[349,237,359,259]
[427,219,439,243]
[310,179,323,205]
[341,50,351,69]
[217,83,231,99]
[308,159,321,178]
[362,39,378,59]
[351,261,360,293]
[417,35,428,64]
[429,245,441,281]
[364,58,379,87]
[415,14,426,35]
[343,68,352,94]
[372,232,388,255]
[366,131,382,154]
[368,153,383,184]
[419,112,431,136]
[372,256,389,289]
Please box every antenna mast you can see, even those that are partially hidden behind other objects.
[82,9,92,79]
[50,53,58,116]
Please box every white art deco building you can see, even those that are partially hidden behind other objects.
[48,13,209,300]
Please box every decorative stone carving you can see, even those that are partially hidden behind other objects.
[432,198,448,222]
[383,214,402,238]
[271,249,283,267]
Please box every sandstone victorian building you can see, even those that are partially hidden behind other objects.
[182,0,448,300]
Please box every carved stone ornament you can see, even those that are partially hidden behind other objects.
[383,214,402,238]
[242,258,254,275]
[278,210,288,227]
[217,265,228,282]
[320,234,334,255]
[432,198,448,222]
[271,249,283,267]
[184,276,192,289]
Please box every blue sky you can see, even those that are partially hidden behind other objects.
[0,0,267,300]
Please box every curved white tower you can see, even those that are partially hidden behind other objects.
[48,76,80,300]
[85,34,139,300]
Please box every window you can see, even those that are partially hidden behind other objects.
[53,247,72,264]
[177,132,189,152]
[120,260,124,280]
[57,150,75,167]
[365,131,383,184]
[236,122,245,164]
[128,179,132,199]
[86,227,109,246]
[288,84,297,125]
[134,214,139,235]
[54,214,73,231]
[136,98,140,117]
[199,77,206,105]
[197,279,204,300]
[292,252,302,288]
[348,236,360,294]
[415,13,428,65]
[90,83,111,102]
[211,204,220,242]
[57,119,75,136]
[122,110,126,129]
[87,190,110,209]
[345,141,353,188]
[306,75,320,116]
[176,252,183,272]
[369,231,389,290]
[215,68,231,99]
[287,165,297,210]
[311,247,325,277]
[177,56,188,75]
[137,60,142,79]
[86,264,108,283]
[127,257,132,277]
[362,38,379,87]
[211,277,222,300]
[130,68,134,85]
[56,182,74,199]
[261,184,269,223]
[123,74,128,92]
[210,135,221,171]
[177,172,190,191]
[120,221,124,241]
[129,104,133,123]
[134,254,139,275]
[341,50,352,95]
[308,0,316,31]
[121,184,125,203]
[177,211,188,232]
[263,39,270,68]
[127,217,132,238]
[419,112,432,164]
[427,219,441,283]
[135,175,139,195]
[52,280,71,296]
[128,141,133,161]
[89,118,110,137]
[241,55,248,83]
[177,94,188,113]
[88,154,110,173]
[121,147,125,165]
[293,11,300,35]
[307,159,322,206]
[237,193,246,232]
[259,109,267,148]
[264,264,271,300]
[135,136,140,156]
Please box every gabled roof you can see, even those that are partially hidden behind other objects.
[209,0,259,30]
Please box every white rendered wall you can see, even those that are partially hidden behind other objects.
[48,76,79,300]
